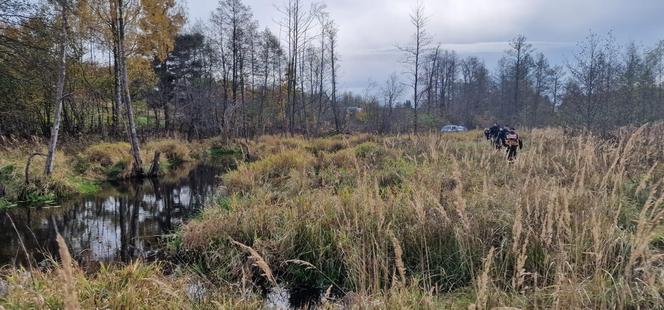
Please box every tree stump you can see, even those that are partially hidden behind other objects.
[148,151,161,177]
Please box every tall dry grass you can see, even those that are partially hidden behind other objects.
[0,241,210,309]
[2,126,663,309]
[181,124,664,308]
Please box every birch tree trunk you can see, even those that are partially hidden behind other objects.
[328,23,340,133]
[44,0,68,176]
[116,0,144,177]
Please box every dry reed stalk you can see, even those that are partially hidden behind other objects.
[450,158,470,232]
[6,214,32,272]
[636,162,659,194]
[411,188,427,223]
[56,234,80,310]
[601,136,625,190]
[624,181,664,280]
[552,241,573,310]
[148,278,182,301]
[427,137,439,163]
[474,247,495,310]
[321,285,334,305]
[283,259,316,270]
[388,231,406,286]
[510,201,524,257]
[541,191,556,248]
[230,239,276,286]
[558,189,572,240]
[512,231,530,292]
[590,203,606,275]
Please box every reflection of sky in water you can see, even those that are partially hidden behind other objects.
[0,165,221,266]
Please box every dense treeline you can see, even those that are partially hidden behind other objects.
[0,0,345,141]
[1,0,664,143]
[392,5,664,133]
[403,32,664,132]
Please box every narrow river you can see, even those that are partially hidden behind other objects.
[0,164,224,267]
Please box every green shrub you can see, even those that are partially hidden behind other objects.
[354,142,384,159]
[68,176,101,195]
[0,198,17,210]
[105,161,128,179]
[208,146,241,158]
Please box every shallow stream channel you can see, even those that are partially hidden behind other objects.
[0,163,224,266]
[0,162,322,308]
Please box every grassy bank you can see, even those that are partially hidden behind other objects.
[2,125,664,308]
[0,137,241,207]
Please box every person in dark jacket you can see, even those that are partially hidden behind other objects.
[503,127,523,162]
[496,126,510,150]
[488,124,500,137]
[488,124,503,149]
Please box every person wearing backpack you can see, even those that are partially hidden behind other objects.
[495,126,509,150]
[488,124,500,138]
[503,127,523,162]
[488,124,504,149]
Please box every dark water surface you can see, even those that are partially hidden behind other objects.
[0,164,223,267]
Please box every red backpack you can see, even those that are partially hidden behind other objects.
[505,132,519,146]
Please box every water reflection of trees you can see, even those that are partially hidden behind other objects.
[0,165,222,266]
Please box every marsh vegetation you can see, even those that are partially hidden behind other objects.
[2,125,663,309]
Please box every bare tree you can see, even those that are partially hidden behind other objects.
[549,65,565,113]
[423,45,440,114]
[381,73,404,133]
[44,0,69,176]
[531,52,551,124]
[438,50,457,117]
[399,1,431,134]
[567,32,604,129]
[315,5,329,133]
[508,35,533,124]
[328,20,341,133]
[278,0,314,135]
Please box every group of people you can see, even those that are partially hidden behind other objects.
[484,124,523,162]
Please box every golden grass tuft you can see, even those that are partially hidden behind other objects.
[145,139,192,163]
[83,142,132,167]
[223,148,316,193]
[0,260,198,309]
[56,234,80,310]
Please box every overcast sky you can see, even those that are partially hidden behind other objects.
[185,0,664,93]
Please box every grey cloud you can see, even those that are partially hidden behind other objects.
[187,0,664,92]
